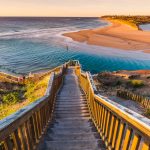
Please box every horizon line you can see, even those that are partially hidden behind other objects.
[0,16,102,18]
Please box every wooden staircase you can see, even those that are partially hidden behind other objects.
[38,68,106,150]
[0,61,149,150]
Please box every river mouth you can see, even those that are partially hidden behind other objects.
[140,23,150,31]
[0,17,150,75]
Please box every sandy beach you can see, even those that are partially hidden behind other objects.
[63,18,150,53]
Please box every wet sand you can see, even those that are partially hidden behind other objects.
[63,19,150,53]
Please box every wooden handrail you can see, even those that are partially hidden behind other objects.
[0,72,19,83]
[0,64,66,150]
[75,65,150,150]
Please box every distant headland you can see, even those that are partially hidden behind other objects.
[102,15,150,29]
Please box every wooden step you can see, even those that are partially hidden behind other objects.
[45,140,105,150]
[50,125,97,132]
[55,107,88,110]
[54,114,90,119]
[55,103,88,107]
[48,127,96,134]
[51,120,94,127]
[54,109,89,114]
[56,101,87,104]
[47,132,100,141]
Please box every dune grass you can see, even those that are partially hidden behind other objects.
[0,74,50,120]
[113,19,138,29]
[128,79,144,88]
[25,75,50,103]
[145,109,150,118]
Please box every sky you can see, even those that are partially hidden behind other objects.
[0,0,150,17]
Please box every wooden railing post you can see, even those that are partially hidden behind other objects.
[117,90,150,109]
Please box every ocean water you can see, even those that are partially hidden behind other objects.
[0,17,150,75]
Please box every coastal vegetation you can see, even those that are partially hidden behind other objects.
[146,109,150,117]
[2,92,20,105]
[102,15,150,29]
[128,79,144,88]
[94,70,150,118]
[0,73,50,120]
[25,75,50,102]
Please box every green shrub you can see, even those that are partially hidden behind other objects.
[147,76,150,79]
[128,80,144,88]
[24,77,49,102]
[2,92,20,104]
[145,109,150,117]
[115,80,122,86]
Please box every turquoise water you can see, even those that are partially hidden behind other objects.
[0,17,150,74]
[140,23,150,31]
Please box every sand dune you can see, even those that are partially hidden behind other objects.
[63,19,150,53]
